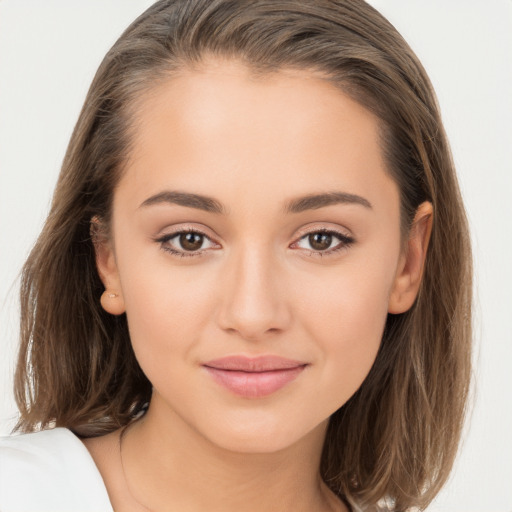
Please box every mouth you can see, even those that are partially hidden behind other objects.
[202,355,308,398]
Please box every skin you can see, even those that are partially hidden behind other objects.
[84,58,432,512]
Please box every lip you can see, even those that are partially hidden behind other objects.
[203,355,308,398]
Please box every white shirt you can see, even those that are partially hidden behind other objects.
[0,427,113,512]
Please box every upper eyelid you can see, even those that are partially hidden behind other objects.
[156,224,217,240]
[156,225,351,241]
[293,225,353,241]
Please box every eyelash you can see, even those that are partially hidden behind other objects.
[155,230,218,259]
[292,228,355,258]
[155,228,354,259]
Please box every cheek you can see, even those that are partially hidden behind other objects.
[300,257,395,398]
[115,247,217,374]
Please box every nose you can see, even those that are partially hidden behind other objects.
[216,244,292,341]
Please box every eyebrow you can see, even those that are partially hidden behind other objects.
[139,190,372,214]
[283,191,372,213]
[140,191,226,214]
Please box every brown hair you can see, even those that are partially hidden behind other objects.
[14,1,472,510]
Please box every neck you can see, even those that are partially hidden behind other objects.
[120,396,343,512]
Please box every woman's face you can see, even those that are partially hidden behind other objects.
[97,59,422,453]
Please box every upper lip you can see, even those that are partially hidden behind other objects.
[203,355,307,372]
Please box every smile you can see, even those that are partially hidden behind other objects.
[203,356,308,398]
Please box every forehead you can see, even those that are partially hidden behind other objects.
[117,58,398,219]
[132,59,380,148]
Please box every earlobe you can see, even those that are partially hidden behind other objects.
[100,290,126,316]
[388,201,433,314]
[90,217,126,316]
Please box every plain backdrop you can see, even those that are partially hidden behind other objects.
[1,1,511,511]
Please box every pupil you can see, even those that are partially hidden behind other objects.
[309,233,332,251]
[180,233,203,251]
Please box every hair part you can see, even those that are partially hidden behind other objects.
[14,1,472,510]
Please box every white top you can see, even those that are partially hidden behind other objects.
[0,427,113,512]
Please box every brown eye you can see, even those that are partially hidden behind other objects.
[308,232,332,251]
[293,229,354,256]
[179,232,204,251]
[157,229,217,257]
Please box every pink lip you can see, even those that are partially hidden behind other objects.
[203,356,307,398]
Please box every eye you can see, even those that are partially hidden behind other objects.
[156,229,217,258]
[293,229,354,256]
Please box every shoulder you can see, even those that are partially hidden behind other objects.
[0,427,113,512]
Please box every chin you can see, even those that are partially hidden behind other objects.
[210,431,303,455]
[198,412,328,455]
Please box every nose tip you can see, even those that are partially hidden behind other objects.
[216,250,291,341]
[218,284,289,341]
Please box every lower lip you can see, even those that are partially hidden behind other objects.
[203,366,306,398]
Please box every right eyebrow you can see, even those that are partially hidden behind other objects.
[139,191,227,215]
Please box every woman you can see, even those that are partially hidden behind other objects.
[0,1,472,511]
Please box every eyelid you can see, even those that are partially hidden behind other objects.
[293,223,353,240]
[293,222,355,243]
[154,224,220,257]
[154,223,355,259]
[290,225,355,257]
[155,223,219,242]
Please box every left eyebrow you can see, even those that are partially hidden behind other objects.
[283,192,372,214]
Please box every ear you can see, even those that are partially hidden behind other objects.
[90,217,126,316]
[388,201,433,314]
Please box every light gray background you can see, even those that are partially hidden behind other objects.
[1,1,511,511]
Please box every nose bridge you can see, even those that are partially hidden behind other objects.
[217,240,290,340]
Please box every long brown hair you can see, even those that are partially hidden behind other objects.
[14,1,472,510]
